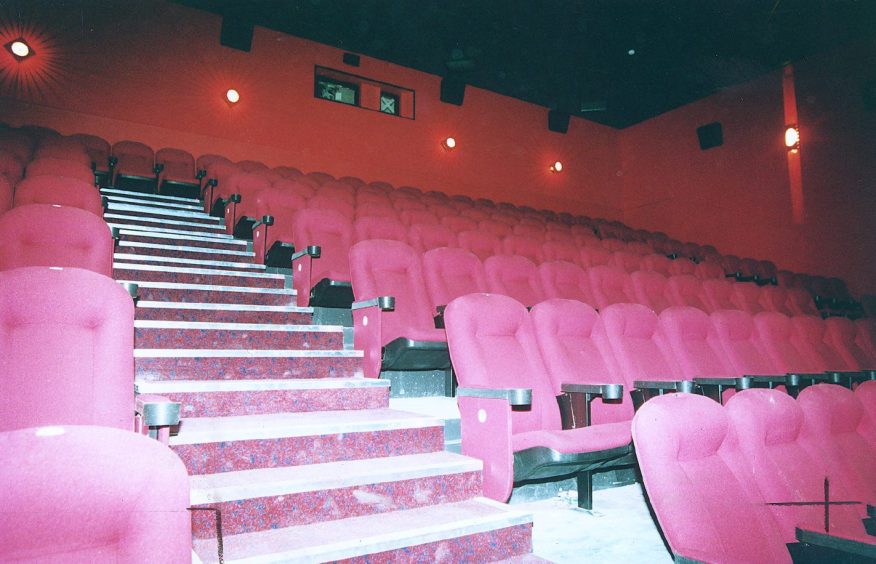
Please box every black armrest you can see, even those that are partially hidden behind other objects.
[108,156,118,167]
[290,245,321,262]
[868,504,875,519]
[457,387,532,406]
[252,214,274,229]
[795,528,876,560]
[153,163,164,175]
[559,383,623,428]
[111,226,121,242]
[119,282,139,301]
[229,193,241,203]
[351,296,395,311]
[634,380,697,393]
[561,383,623,400]
[196,169,206,180]
[135,395,181,428]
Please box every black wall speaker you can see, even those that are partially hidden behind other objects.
[220,17,254,52]
[440,78,466,106]
[343,52,361,67]
[548,110,570,133]
[697,122,723,150]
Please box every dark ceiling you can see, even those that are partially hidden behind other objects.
[179,0,876,128]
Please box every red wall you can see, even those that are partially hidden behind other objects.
[0,1,622,219]
[620,42,876,295]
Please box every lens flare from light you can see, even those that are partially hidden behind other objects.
[226,88,240,104]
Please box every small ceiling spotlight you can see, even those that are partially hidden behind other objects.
[784,125,800,153]
[441,136,457,151]
[225,88,240,105]
[4,38,35,61]
[550,160,563,173]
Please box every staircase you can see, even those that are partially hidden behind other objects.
[104,188,535,563]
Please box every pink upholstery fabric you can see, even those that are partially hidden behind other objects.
[611,251,641,273]
[0,267,134,431]
[0,129,36,161]
[249,187,307,255]
[502,235,544,264]
[665,275,709,311]
[392,196,427,212]
[787,287,819,316]
[600,238,626,252]
[538,260,595,305]
[658,306,733,378]
[694,260,725,280]
[667,258,697,276]
[484,255,545,307]
[601,303,681,382]
[273,165,303,179]
[13,176,104,216]
[825,317,874,370]
[399,209,438,227]
[0,175,12,214]
[629,270,672,313]
[306,194,355,219]
[759,286,794,316]
[26,158,94,185]
[708,309,778,376]
[531,299,632,424]
[753,311,814,372]
[354,216,408,243]
[291,208,353,283]
[155,147,195,184]
[0,425,191,563]
[854,318,876,362]
[513,223,545,240]
[457,229,503,262]
[33,137,91,168]
[731,282,764,314]
[512,423,631,453]
[0,204,113,276]
[640,254,672,276]
[273,177,316,201]
[70,134,111,173]
[317,180,356,206]
[111,140,154,184]
[441,215,478,233]
[855,380,876,449]
[237,159,268,172]
[422,247,487,311]
[478,219,513,239]
[541,241,580,263]
[587,265,634,309]
[701,279,737,312]
[408,223,456,253]
[0,149,25,183]
[789,315,853,371]
[632,393,791,563]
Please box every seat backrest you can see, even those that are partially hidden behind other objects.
[478,219,513,239]
[824,316,874,370]
[786,287,819,316]
[155,147,195,175]
[354,216,408,244]
[272,177,316,201]
[789,315,852,371]
[731,282,764,314]
[441,215,478,233]
[409,223,456,253]
[445,293,560,434]
[513,223,545,240]
[631,393,791,564]
[273,165,303,179]
[33,136,91,168]
[726,388,867,539]
[0,267,134,431]
[854,318,876,362]
[421,247,487,311]
[531,299,632,423]
[0,175,11,214]
[758,286,793,316]
[611,251,641,273]
[541,241,579,263]
[292,208,353,281]
[306,193,355,219]
[502,235,544,264]
[0,149,25,183]
[317,180,356,206]
[484,254,545,307]
[195,153,227,173]
[667,258,696,276]
[538,260,595,305]
[752,311,815,373]
[69,134,109,171]
[227,172,272,208]
[579,245,613,268]
[13,176,104,216]
[252,186,307,228]
[665,274,710,311]
[657,306,732,378]
[399,209,438,227]
[391,195,427,212]
[587,265,634,309]
[640,253,672,276]
[112,140,154,174]
[237,159,268,172]
[708,309,778,376]
[701,279,737,312]
[629,270,672,313]
[601,302,680,381]
[0,204,112,275]
[0,425,191,562]
[457,229,502,262]
[349,240,436,344]
[694,260,725,280]
[26,157,94,185]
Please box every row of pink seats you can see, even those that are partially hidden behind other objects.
[634,384,876,562]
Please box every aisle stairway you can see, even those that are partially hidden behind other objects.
[104,188,536,563]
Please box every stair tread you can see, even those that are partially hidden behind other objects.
[118,228,247,245]
[119,280,293,294]
[105,213,226,230]
[134,320,340,331]
[101,188,201,204]
[116,263,282,279]
[192,497,532,563]
[118,241,254,256]
[104,194,204,211]
[114,254,263,270]
[189,451,481,504]
[136,301,310,312]
[134,348,360,357]
[170,409,443,445]
[109,224,234,240]
[135,377,389,393]
[107,201,217,219]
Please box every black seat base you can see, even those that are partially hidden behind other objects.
[159,180,199,199]
[382,337,450,372]
[310,278,354,309]
[115,174,157,194]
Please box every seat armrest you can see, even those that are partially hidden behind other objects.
[559,383,623,428]
[135,394,181,445]
[252,214,274,230]
[352,296,396,311]
[119,281,139,301]
[153,163,164,175]
[561,383,623,400]
[290,245,321,262]
[634,380,696,393]
[795,527,876,560]
[456,387,532,406]
[868,504,875,519]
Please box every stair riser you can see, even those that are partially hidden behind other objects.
[337,524,533,563]
[135,287,293,305]
[116,245,254,264]
[168,387,390,418]
[136,356,362,380]
[135,328,342,350]
[172,426,444,475]
[191,472,482,538]
[116,268,284,289]
[136,308,312,324]
[122,233,244,251]
[109,207,221,225]
[109,217,226,234]
[119,258,264,272]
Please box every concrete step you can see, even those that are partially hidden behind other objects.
[116,241,255,262]
[105,213,227,233]
[169,409,445,475]
[134,348,362,380]
[134,320,344,350]
[122,281,293,305]
[135,378,390,417]
[135,301,312,324]
[188,451,482,538]
[101,187,201,206]
[119,229,248,251]
[114,253,264,272]
[115,263,284,288]
[106,201,220,223]
[192,497,533,563]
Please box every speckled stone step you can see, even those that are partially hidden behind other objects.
[115,263,285,288]
[116,240,255,262]
[119,229,248,251]
[106,201,221,223]
[124,281,294,305]
[101,187,201,205]
[135,302,313,324]
[135,378,390,417]
[188,451,482,537]
[134,320,343,350]
[103,193,204,211]
[115,253,264,272]
[105,212,227,234]
[169,409,445,475]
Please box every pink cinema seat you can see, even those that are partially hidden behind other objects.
[249,186,308,265]
[350,240,449,379]
[457,229,502,262]
[825,317,875,371]
[273,165,303,179]
[758,285,795,316]
[538,260,596,306]
[236,159,268,173]
[317,180,356,207]
[578,245,613,268]
[0,175,12,214]
[0,204,113,275]
[422,247,488,314]
[399,208,438,227]
[790,315,856,373]
[70,133,112,186]
[665,274,710,311]
[408,223,457,253]
[33,136,91,169]
[222,172,272,235]
[111,140,156,191]
[731,282,765,314]
[587,265,634,309]
[478,219,513,239]
[542,240,581,264]
[701,279,737,312]
[611,251,641,273]
[640,253,672,276]
[26,157,95,185]
[0,149,25,184]
[502,235,545,264]
[13,176,104,216]
[667,257,697,277]
[355,202,398,220]
[629,270,672,313]
[354,215,408,244]
[694,259,726,281]
[274,177,316,201]
[445,293,633,509]
[484,254,546,307]
[202,159,240,214]
[290,208,354,308]
[0,425,191,563]
[155,147,197,196]
[787,287,820,316]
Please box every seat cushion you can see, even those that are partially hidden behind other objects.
[512,420,631,454]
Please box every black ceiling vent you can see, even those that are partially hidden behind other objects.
[697,122,724,150]
[440,78,466,106]
[548,110,570,134]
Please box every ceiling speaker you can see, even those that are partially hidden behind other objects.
[220,17,253,52]
[697,122,723,150]
[440,78,465,106]
[548,110,570,134]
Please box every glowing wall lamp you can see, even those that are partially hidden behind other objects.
[441,136,457,151]
[225,88,241,105]
[4,38,35,61]
[784,125,800,153]
[549,160,563,173]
